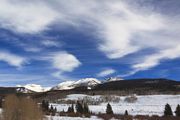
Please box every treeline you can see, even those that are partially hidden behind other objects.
[41,100,57,115]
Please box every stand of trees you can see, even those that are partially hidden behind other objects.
[41,100,57,115]
[67,104,74,113]
[164,103,180,117]
[75,101,90,114]
[164,103,173,116]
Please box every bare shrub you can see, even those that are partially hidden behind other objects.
[56,95,121,105]
[100,95,120,103]
[124,94,137,103]
[2,94,43,120]
[82,96,102,105]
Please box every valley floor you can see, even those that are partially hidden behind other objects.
[51,94,180,116]
[1,94,179,120]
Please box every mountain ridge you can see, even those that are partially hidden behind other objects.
[0,78,179,95]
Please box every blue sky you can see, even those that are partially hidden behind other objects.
[0,0,180,87]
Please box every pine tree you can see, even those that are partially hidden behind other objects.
[67,106,72,113]
[76,101,83,114]
[50,105,54,113]
[175,104,180,117]
[67,104,75,113]
[125,110,128,116]
[83,102,90,114]
[71,104,74,113]
[62,109,65,113]
[42,100,49,112]
[46,101,49,111]
[164,103,173,116]
[106,103,113,114]
[54,107,57,113]
[0,98,2,108]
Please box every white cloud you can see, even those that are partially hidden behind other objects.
[0,51,26,67]
[97,2,164,59]
[44,0,180,74]
[0,0,58,33]
[132,45,180,71]
[0,0,180,76]
[48,0,180,75]
[51,51,81,72]
[97,68,116,77]
[24,47,42,52]
[41,40,60,47]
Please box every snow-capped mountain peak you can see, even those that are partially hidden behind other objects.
[73,78,101,87]
[51,81,75,90]
[52,78,101,90]
[17,84,49,93]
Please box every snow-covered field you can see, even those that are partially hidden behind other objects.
[1,94,179,120]
[46,116,102,120]
[51,94,180,116]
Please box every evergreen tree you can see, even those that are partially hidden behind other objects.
[67,106,72,113]
[175,104,180,117]
[0,98,2,108]
[125,110,128,116]
[42,100,49,112]
[41,100,46,111]
[67,104,74,113]
[52,107,57,116]
[71,104,74,113]
[62,109,65,113]
[106,103,113,114]
[83,102,90,114]
[54,107,57,113]
[50,105,54,113]
[164,103,173,116]
[76,101,83,114]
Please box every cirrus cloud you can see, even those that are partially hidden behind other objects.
[97,68,116,77]
[0,0,58,33]
[0,0,180,77]
[0,51,26,68]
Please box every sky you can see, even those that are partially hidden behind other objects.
[0,0,180,87]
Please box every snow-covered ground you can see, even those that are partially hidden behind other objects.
[51,94,180,116]
[46,116,102,120]
[1,94,179,120]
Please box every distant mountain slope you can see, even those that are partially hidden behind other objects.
[0,87,18,95]
[0,78,180,98]
[94,78,180,92]
[105,77,124,82]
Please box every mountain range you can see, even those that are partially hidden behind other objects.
[0,78,179,95]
